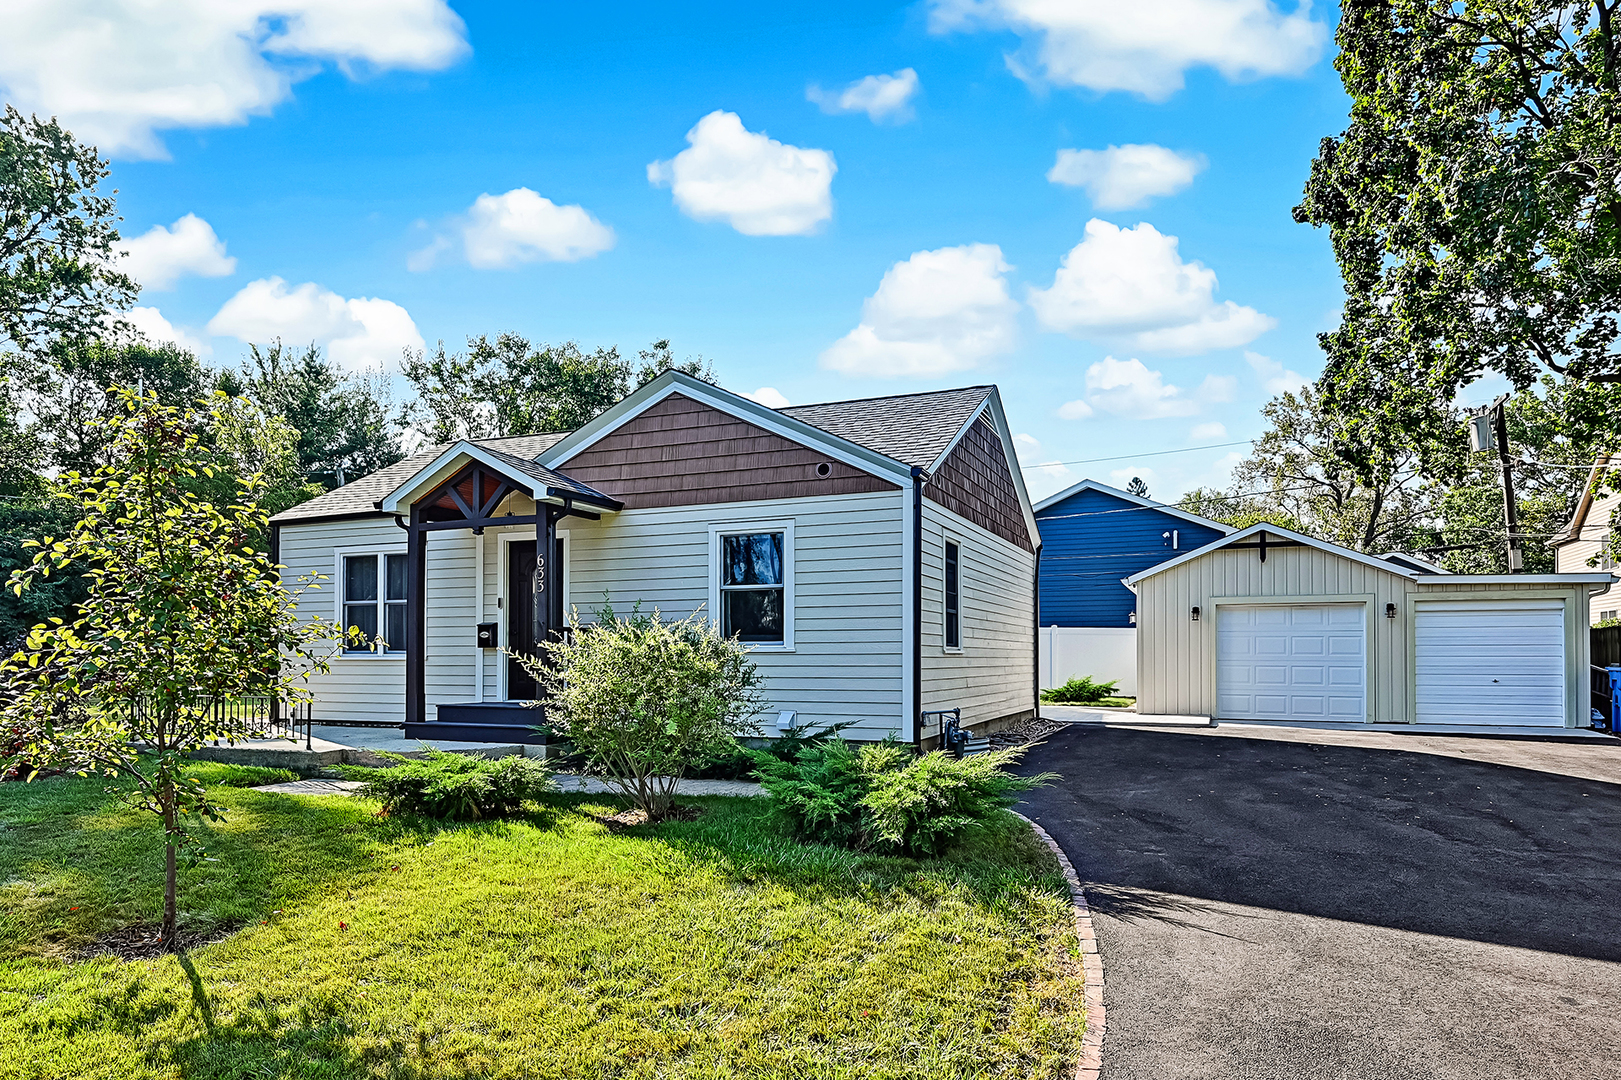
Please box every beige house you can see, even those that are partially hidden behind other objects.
[1126,523,1613,731]
[1552,457,1621,623]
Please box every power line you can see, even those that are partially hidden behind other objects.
[1020,440,1251,471]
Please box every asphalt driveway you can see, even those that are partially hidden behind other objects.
[1018,723,1621,1080]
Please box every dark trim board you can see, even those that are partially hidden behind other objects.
[405,702,551,745]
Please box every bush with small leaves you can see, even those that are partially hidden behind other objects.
[340,747,554,820]
[1040,676,1121,704]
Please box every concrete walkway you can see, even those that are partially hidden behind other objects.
[1018,723,1621,1080]
[254,773,763,797]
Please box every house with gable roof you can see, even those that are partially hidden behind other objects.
[269,371,1041,749]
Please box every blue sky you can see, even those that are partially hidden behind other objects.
[3,0,1360,500]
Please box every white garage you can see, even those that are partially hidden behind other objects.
[1414,600,1566,726]
[1126,523,1614,730]
[1216,604,1365,722]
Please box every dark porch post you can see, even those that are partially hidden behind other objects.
[406,507,427,726]
[534,507,558,643]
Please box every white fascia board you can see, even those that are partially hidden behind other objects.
[1124,522,1419,586]
[1416,573,1618,585]
[1033,477,1235,535]
[377,442,541,514]
[539,370,912,483]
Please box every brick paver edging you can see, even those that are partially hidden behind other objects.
[1012,811,1105,1080]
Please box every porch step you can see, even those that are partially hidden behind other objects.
[403,721,548,745]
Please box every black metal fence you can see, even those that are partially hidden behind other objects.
[128,694,314,749]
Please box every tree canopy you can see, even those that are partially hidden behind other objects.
[1297,0,1621,476]
[0,108,136,360]
[403,334,713,442]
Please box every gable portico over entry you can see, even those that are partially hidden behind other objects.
[374,442,622,740]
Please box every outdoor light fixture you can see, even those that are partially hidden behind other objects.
[1191,606,1201,621]
[1386,603,1398,619]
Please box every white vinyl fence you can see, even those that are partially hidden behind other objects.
[1039,626,1137,696]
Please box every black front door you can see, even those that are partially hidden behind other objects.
[506,538,564,700]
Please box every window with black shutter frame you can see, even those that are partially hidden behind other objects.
[944,540,961,650]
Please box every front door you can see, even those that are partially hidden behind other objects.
[506,537,564,700]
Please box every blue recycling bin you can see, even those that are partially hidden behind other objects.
[1608,667,1621,733]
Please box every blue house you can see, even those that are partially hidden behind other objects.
[1034,479,1230,694]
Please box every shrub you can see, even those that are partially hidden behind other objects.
[755,740,1052,855]
[340,747,554,820]
[523,605,764,821]
[689,720,856,781]
[861,748,1054,855]
[1041,675,1121,704]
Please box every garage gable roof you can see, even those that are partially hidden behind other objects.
[1124,522,1424,585]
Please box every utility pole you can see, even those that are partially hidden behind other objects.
[1468,394,1523,572]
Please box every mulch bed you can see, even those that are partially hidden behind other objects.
[76,921,242,961]
[592,803,705,831]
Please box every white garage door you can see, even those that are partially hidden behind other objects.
[1216,604,1366,722]
[1414,600,1566,726]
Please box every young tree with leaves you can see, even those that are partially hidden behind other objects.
[404,335,713,442]
[1,391,340,949]
[0,108,137,361]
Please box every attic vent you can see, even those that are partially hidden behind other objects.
[815,462,833,478]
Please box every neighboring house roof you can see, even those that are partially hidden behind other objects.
[1125,521,1615,586]
[1378,551,1452,575]
[1033,478,1234,534]
[779,385,996,471]
[1554,454,1614,547]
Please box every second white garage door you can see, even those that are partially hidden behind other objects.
[1414,599,1566,726]
[1216,604,1366,722]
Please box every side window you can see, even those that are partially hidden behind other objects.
[944,540,961,650]
[719,531,786,643]
[342,552,408,653]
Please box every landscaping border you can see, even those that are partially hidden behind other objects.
[1013,811,1105,1080]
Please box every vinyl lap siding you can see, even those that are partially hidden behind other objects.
[1036,487,1224,627]
[1556,488,1621,622]
[920,501,1036,736]
[277,515,477,724]
[556,491,906,742]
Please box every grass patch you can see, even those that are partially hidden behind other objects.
[0,761,1083,1079]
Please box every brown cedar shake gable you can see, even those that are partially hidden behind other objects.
[554,392,900,509]
[926,416,1033,552]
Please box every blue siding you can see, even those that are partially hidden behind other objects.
[1036,488,1225,627]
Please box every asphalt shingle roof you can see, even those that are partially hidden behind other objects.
[780,385,994,469]
[270,385,994,524]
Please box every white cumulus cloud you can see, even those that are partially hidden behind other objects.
[927,0,1326,100]
[1028,219,1275,355]
[117,214,236,291]
[208,277,423,370]
[118,306,212,357]
[411,188,616,271]
[648,111,836,236]
[742,387,791,409]
[1190,421,1228,441]
[0,0,469,158]
[821,244,1019,378]
[1245,350,1310,395]
[807,68,920,123]
[1048,145,1205,210]
[1063,356,1234,420]
[1011,432,1071,487]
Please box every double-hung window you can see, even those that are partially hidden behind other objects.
[944,540,962,650]
[715,527,790,646]
[343,553,407,653]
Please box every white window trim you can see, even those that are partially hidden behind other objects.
[496,529,571,700]
[709,520,795,652]
[332,544,407,659]
[942,532,964,654]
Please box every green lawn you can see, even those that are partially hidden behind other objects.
[0,762,1084,1079]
